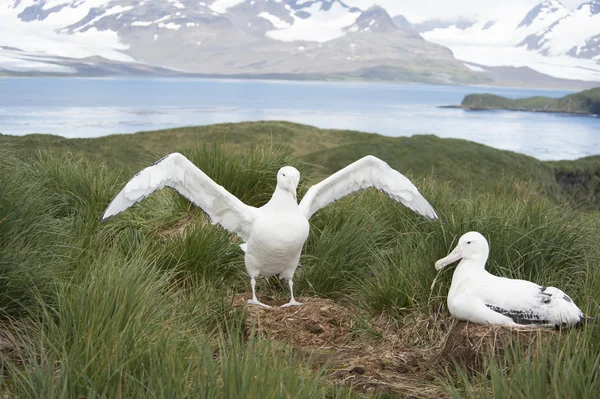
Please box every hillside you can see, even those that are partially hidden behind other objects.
[1,121,599,398]
[450,87,600,115]
[2,121,600,208]
[549,155,600,207]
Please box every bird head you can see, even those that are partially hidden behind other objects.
[277,166,300,201]
[435,231,489,271]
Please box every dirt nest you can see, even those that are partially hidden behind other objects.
[440,321,554,371]
[233,294,355,347]
[235,295,446,398]
[234,296,556,398]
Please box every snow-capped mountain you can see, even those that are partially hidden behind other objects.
[519,0,600,59]
[420,0,600,82]
[2,0,599,85]
[0,0,475,83]
[517,0,569,30]
[392,16,475,34]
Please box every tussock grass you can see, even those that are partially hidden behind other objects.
[446,322,600,398]
[0,148,65,319]
[158,221,246,288]
[0,137,598,398]
[1,248,349,398]
[177,142,309,209]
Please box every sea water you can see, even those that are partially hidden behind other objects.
[0,77,597,160]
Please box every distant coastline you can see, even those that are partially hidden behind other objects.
[0,71,598,91]
[442,87,600,116]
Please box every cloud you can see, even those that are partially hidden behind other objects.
[343,0,587,23]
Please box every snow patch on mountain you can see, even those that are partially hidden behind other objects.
[265,1,360,42]
[0,48,76,73]
[158,22,181,30]
[463,62,487,72]
[422,0,600,81]
[258,12,291,29]
[210,0,245,14]
[527,2,600,56]
[449,44,600,81]
[517,0,568,29]
[72,5,134,32]
[0,0,133,68]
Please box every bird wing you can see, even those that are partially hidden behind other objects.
[101,153,258,241]
[298,155,438,220]
[478,277,584,327]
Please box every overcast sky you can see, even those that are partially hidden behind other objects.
[343,0,587,22]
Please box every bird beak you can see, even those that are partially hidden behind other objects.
[287,178,297,202]
[435,245,463,271]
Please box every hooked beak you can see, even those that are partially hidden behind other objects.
[435,245,463,271]
[287,178,298,202]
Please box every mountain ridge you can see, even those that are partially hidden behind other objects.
[0,0,599,88]
[0,0,481,84]
[420,0,600,83]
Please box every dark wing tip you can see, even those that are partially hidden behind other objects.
[486,304,550,326]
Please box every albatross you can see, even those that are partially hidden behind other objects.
[435,231,585,327]
[102,153,438,308]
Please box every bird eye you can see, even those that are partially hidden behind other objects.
[467,241,472,244]
[282,173,286,177]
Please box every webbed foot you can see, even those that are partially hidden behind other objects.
[280,300,303,308]
[247,299,272,309]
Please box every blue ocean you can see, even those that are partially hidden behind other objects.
[1,77,598,160]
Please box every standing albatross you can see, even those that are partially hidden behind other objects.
[102,153,438,308]
[435,231,585,327]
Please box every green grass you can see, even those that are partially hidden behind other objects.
[460,87,600,114]
[446,317,600,398]
[2,248,351,398]
[0,124,599,398]
[6,120,600,210]
[0,120,586,203]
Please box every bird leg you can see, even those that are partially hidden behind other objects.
[247,277,271,308]
[280,278,303,308]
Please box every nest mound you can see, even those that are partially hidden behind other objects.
[235,297,557,398]
[235,295,445,398]
[234,295,355,347]
[440,322,555,371]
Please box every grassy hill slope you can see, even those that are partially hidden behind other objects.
[1,123,599,398]
[5,121,600,208]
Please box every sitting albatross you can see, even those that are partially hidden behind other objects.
[102,153,438,308]
[435,231,585,327]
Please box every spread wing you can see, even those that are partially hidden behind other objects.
[298,155,438,220]
[101,153,258,241]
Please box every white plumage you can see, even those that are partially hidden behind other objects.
[435,231,585,328]
[102,153,438,308]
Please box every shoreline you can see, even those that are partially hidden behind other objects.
[439,104,598,116]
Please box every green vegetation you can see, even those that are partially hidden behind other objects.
[456,87,600,115]
[548,155,600,207]
[4,120,600,208]
[1,122,599,398]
